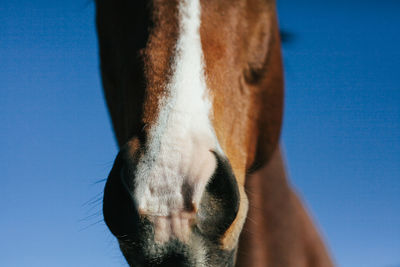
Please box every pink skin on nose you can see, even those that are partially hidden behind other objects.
[153,212,196,244]
[138,147,217,244]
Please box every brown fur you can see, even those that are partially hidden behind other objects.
[200,0,284,184]
[236,147,334,266]
[95,0,334,265]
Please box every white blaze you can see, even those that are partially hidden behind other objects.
[134,0,219,229]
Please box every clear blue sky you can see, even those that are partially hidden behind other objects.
[1,0,399,266]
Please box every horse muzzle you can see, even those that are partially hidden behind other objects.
[103,139,242,266]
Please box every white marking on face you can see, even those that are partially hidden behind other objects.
[134,0,221,242]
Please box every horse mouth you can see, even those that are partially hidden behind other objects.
[118,237,237,267]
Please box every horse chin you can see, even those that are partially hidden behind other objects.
[118,237,238,267]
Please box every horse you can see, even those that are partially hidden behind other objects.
[94,0,334,266]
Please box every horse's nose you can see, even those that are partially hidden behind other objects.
[103,139,241,265]
[103,148,240,238]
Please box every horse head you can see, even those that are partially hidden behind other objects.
[96,0,289,266]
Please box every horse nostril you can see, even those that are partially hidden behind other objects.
[103,150,141,239]
[197,152,240,240]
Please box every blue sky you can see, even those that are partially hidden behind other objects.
[1,0,399,266]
